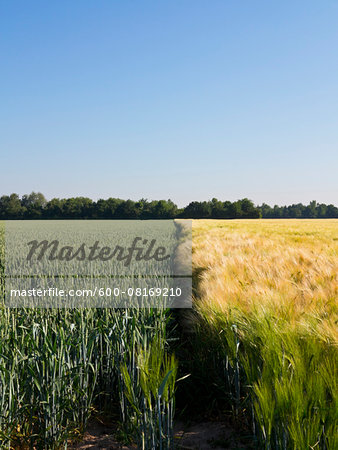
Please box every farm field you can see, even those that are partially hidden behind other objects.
[189,219,337,449]
[0,221,179,449]
[0,219,337,449]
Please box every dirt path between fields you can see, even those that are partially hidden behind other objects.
[70,419,248,449]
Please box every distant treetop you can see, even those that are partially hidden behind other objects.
[0,193,337,219]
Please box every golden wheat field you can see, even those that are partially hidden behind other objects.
[192,219,338,344]
[188,220,337,448]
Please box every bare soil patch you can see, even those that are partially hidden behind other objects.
[69,419,248,449]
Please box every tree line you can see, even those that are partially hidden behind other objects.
[0,193,337,219]
[260,201,338,218]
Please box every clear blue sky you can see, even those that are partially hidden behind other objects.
[1,0,337,206]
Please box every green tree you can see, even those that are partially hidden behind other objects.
[0,194,23,219]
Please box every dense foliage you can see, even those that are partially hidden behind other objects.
[260,200,338,218]
[1,192,337,219]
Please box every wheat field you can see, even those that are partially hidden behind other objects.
[191,219,337,449]
[193,219,337,341]
[0,219,337,449]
